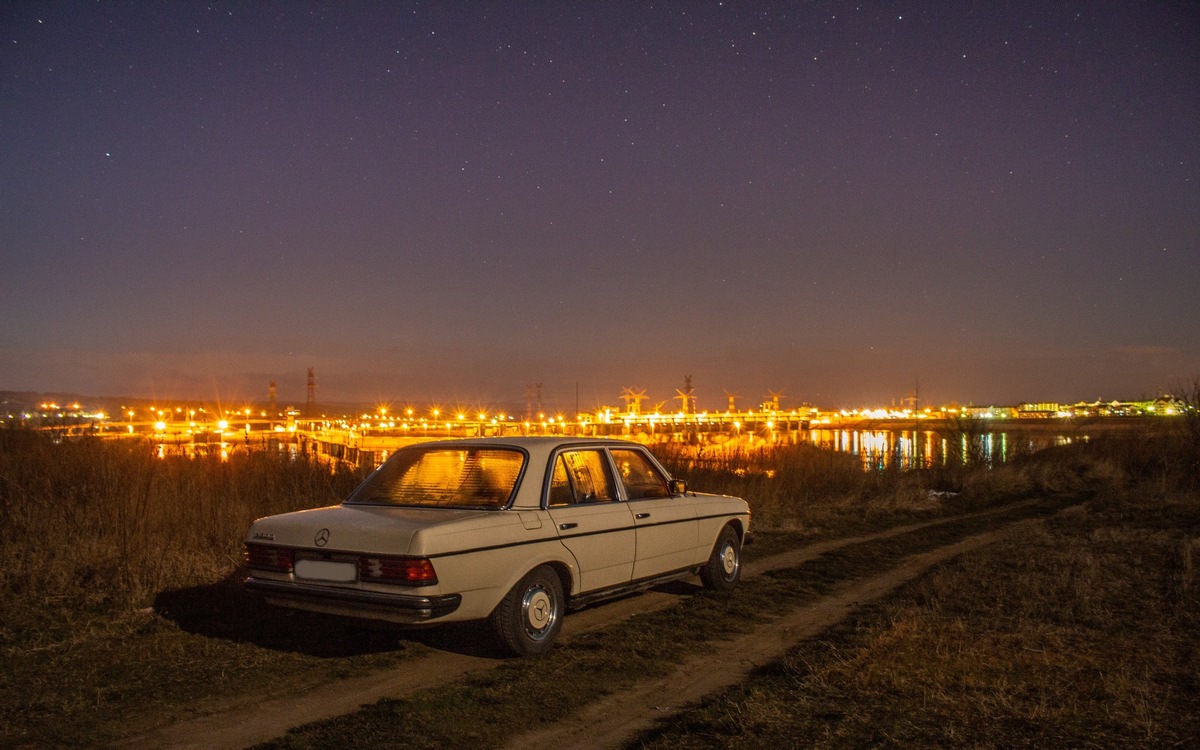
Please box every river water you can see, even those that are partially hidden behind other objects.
[146,422,1088,472]
[806,427,1078,470]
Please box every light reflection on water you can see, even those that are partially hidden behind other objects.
[155,442,232,461]
[148,427,1077,472]
[808,428,1077,470]
[152,440,299,462]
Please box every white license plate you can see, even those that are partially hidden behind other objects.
[294,559,357,582]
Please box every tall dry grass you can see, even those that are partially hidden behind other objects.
[0,429,367,633]
[650,437,1105,533]
[651,441,912,530]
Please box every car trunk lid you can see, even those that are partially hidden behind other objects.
[247,503,493,555]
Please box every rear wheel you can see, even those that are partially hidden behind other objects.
[699,525,741,591]
[489,565,564,656]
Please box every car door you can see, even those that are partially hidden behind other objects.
[611,447,699,580]
[545,448,636,592]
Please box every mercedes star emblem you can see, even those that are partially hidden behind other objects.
[314,528,330,547]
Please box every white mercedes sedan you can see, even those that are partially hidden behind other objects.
[243,436,750,655]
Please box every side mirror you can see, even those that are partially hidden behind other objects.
[670,478,688,496]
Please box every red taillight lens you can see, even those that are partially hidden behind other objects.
[245,543,295,573]
[358,556,437,586]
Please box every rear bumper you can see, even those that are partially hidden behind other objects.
[245,576,462,624]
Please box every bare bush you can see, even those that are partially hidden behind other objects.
[1168,375,1200,487]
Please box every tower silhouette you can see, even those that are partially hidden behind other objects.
[305,368,316,418]
[674,375,696,415]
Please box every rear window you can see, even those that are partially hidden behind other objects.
[347,447,524,508]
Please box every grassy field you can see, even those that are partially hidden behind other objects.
[1,422,1196,747]
[633,486,1200,748]
[631,423,1200,748]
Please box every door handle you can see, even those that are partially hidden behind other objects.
[559,522,578,530]
[635,512,650,519]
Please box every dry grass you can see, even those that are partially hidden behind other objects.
[634,433,1200,749]
[0,429,367,643]
[0,429,386,747]
[653,441,901,531]
[650,437,1098,538]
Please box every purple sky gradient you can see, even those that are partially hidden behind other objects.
[2,2,1197,410]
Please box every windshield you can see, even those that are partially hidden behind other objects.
[347,446,524,508]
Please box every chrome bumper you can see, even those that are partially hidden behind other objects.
[245,576,462,623]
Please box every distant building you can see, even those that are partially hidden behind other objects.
[1068,399,1159,417]
[962,405,1017,419]
[1017,402,1061,418]
[1151,396,1185,415]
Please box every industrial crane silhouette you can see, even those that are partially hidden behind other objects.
[620,387,648,415]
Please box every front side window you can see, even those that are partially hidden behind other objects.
[611,449,671,499]
[548,450,617,505]
[347,447,523,508]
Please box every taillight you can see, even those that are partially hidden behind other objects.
[358,556,437,586]
[245,543,295,573]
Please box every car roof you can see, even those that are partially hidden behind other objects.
[414,435,639,447]
[397,436,658,509]
[410,435,646,459]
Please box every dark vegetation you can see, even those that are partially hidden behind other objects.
[0,429,368,628]
[0,411,1197,747]
[634,434,1200,749]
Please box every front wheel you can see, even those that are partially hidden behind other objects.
[489,565,564,656]
[699,525,742,591]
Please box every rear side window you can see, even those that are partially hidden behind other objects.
[548,450,617,505]
[611,449,671,499]
[348,447,523,508]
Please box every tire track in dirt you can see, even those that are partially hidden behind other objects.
[119,499,1043,750]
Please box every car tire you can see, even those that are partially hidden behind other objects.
[490,564,564,656]
[699,525,742,591]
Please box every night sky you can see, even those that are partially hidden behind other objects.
[2,2,1197,411]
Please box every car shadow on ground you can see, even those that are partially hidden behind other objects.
[651,579,704,596]
[152,569,509,659]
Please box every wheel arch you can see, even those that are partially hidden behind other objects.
[486,557,576,614]
[542,560,575,604]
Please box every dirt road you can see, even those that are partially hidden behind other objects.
[506,516,1045,749]
[122,500,1043,750]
